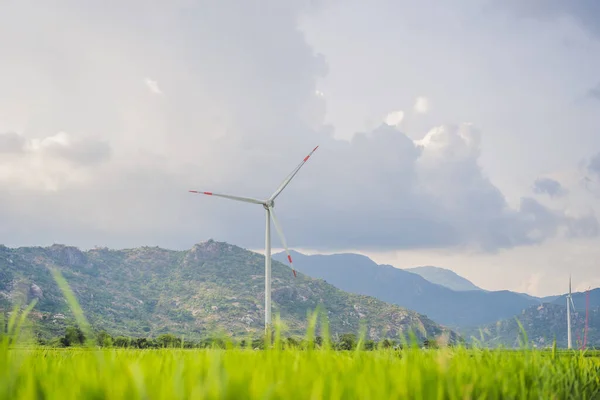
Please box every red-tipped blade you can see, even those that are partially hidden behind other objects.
[303,146,319,162]
[188,191,263,204]
[287,255,297,278]
[269,145,319,202]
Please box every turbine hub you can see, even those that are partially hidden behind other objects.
[263,200,274,210]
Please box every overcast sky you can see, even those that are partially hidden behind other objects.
[1,1,599,296]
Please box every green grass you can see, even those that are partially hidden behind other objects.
[1,346,599,399]
[1,270,599,399]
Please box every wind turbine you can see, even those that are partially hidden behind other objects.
[567,275,576,349]
[189,145,319,332]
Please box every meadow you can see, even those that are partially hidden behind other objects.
[1,270,599,399]
[1,343,600,399]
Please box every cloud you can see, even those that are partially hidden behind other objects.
[589,83,600,101]
[0,1,595,254]
[281,123,596,252]
[566,211,600,238]
[588,152,600,178]
[145,78,162,94]
[413,96,429,114]
[32,132,111,166]
[0,132,26,154]
[495,0,600,37]
[0,132,111,191]
[384,110,404,127]
[532,177,567,198]
[518,272,544,296]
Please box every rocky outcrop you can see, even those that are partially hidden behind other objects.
[29,283,44,300]
[46,244,87,267]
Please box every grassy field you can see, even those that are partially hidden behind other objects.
[1,271,599,399]
[1,344,600,399]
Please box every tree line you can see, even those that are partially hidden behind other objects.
[37,325,446,350]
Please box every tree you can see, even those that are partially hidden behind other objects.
[61,326,85,347]
[314,336,323,347]
[133,337,149,349]
[156,333,181,348]
[337,333,357,351]
[286,337,299,349]
[251,338,265,350]
[96,330,113,347]
[114,336,131,348]
[364,340,376,350]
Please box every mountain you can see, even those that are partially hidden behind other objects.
[0,241,456,343]
[550,288,600,309]
[405,266,482,291]
[464,301,600,348]
[273,251,540,328]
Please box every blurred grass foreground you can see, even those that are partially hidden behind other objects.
[0,270,599,399]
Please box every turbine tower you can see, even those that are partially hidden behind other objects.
[189,146,319,332]
[566,275,575,349]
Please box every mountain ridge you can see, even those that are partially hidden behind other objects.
[0,241,457,343]
[273,250,542,328]
[405,266,482,292]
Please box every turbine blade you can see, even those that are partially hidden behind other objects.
[570,297,576,311]
[269,207,297,278]
[269,145,319,201]
[188,190,263,205]
[569,274,572,294]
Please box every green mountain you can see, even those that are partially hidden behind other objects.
[405,266,481,291]
[463,301,600,348]
[0,241,457,343]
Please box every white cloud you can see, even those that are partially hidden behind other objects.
[0,132,26,154]
[373,237,600,297]
[145,78,163,94]
[413,96,429,114]
[384,110,404,127]
[0,0,597,303]
[0,131,110,191]
[519,272,544,295]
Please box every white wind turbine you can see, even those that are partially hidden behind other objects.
[189,146,319,332]
[567,275,576,349]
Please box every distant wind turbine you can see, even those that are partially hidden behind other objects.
[189,146,319,332]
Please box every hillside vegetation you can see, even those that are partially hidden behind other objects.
[464,302,600,348]
[0,241,455,342]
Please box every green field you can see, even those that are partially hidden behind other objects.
[2,271,600,399]
[2,344,600,399]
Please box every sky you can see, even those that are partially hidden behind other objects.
[1,0,600,296]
